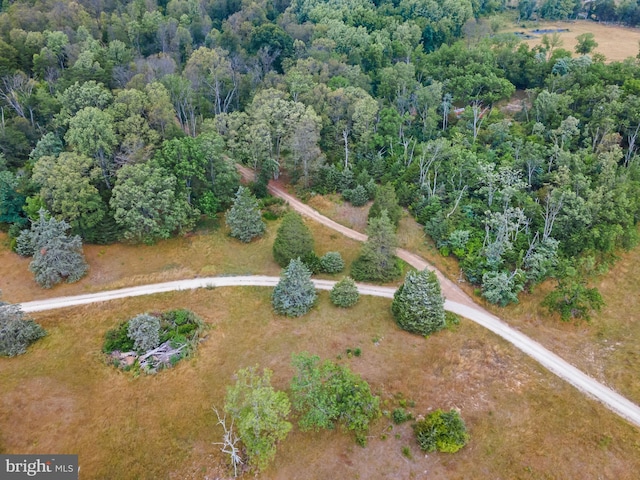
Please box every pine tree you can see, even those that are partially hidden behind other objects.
[368,183,402,227]
[16,209,88,288]
[351,210,401,282]
[391,268,446,336]
[272,211,314,267]
[225,186,266,242]
[272,258,317,317]
[0,301,46,357]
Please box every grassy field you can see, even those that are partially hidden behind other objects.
[0,214,363,304]
[2,288,640,479]
[3,207,640,478]
[306,194,640,409]
[505,20,640,62]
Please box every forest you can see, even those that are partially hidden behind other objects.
[1,0,640,313]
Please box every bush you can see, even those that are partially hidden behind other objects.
[225,367,292,472]
[0,304,46,357]
[290,353,381,445]
[320,251,345,273]
[330,277,360,308]
[392,269,446,336]
[127,314,161,352]
[392,408,413,424]
[413,409,470,453]
[302,251,323,274]
[103,321,135,352]
[273,212,315,267]
[542,281,604,322]
[272,259,317,317]
[481,270,524,306]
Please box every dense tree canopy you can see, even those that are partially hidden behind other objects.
[0,0,638,309]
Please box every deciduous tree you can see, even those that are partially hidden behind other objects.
[225,367,291,472]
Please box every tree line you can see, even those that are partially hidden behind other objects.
[1,0,640,315]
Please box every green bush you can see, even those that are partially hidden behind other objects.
[392,408,412,424]
[413,409,470,453]
[330,277,360,308]
[302,251,323,274]
[290,353,381,445]
[273,212,315,267]
[320,251,345,273]
[103,321,135,353]
[0,304,46,357]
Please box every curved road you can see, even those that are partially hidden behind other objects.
[18,277,640,430]
[234,165,640,429]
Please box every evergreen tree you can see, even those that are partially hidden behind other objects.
[16,209,88,288]
[351,211,401,282]
[330,277,360,308]
[0,301,46,357]
[225,186,266,243]
[272,211,314,267]
[391,269,446,336]
[320,251,345,274]
[272,258,317,317]
[368,183,402,227]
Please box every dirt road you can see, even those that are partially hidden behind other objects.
[234,165,640,429]
[18,275,640,428]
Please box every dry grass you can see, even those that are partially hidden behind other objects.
[4,203,640,478]
[2,289,640,479]
[506,20,640,62]
[0,214,362,304]
[302,195,640,410]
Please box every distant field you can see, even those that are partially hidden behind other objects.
[507,20,640,62]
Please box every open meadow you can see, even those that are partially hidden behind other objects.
[506,20,640,61]
[2,210,640,478]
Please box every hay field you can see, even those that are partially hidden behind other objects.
[508,20,640,61]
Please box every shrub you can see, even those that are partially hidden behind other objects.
[272,259,317,317]
[127,314,161,352]
[392,408,413,424]
[302,251,323,274]
[0,304,46,357]
[320,251,345,273]
[290,353,381,445]
[103,321,135,353]
[349,185,369,207]
[392,269,446,336]
[330,277,360,308]
[273,212,314,267]
[413,409,470,453]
